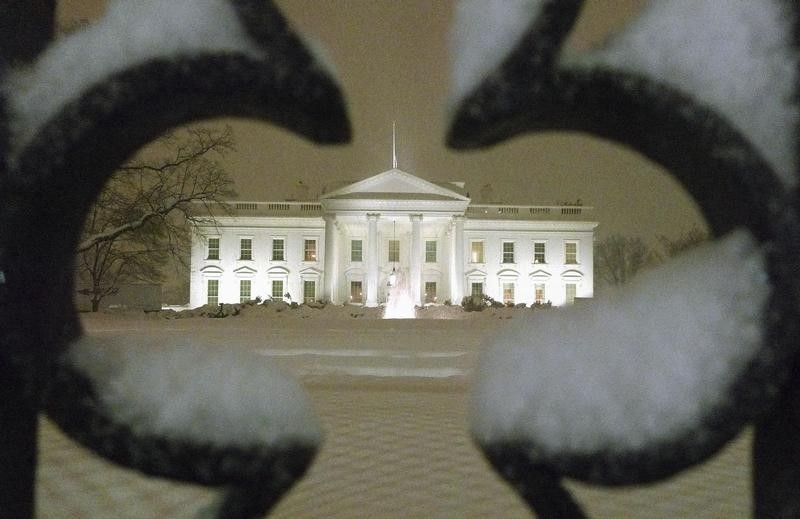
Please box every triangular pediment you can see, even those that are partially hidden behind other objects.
[299,267,323,278]
[320,169,469,202]
[465,268,487,279]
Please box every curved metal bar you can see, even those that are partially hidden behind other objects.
[45,356,317,518]
[0,1,350,516]
[448,0,800,515]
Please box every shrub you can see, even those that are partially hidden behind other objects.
[461,294,484,312]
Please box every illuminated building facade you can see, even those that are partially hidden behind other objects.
[189,168,597,308]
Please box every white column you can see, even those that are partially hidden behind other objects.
[323,215,338,303]
[410,214,423,306]
[451,215,465,303]
[366,213,380,306]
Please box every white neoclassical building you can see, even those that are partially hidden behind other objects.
[189,168,597,309]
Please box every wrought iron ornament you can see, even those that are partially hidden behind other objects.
[1,0,799,517]
[0,1,349,517]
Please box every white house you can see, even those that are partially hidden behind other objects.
[189,168,597,309]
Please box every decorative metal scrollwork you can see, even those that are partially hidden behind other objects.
[0,1,349,517]
[2,0,799,517]
[448,1,800,517]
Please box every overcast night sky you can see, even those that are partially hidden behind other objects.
[57,0,706,242]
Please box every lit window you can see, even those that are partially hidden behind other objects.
[471,282,483,296]
[239,238,252,260]
[534,283,546,304]
[304,239,317,261]
[425,240,437,263]
[388,239,400,262]
[350,281,363,303]
[272,239,284,261]
[470,241,484,263]
[207,279,219,305]
[351,240,363,262]
[533,242,546,264]
[425,281,437,303]
[239,279,251,303]
[271,279,284,299]
[303,280,316,303]
[502,242,515,263]
[565,242,578,264]
[503,282,514,304]
[207,237,219,260]
[566,283,577,305]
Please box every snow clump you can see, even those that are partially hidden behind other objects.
[68,332,321,448]
[471,229,768,456]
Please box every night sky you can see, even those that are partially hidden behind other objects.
[57,0,706,242]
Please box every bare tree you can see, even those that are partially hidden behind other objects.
[76,126,236,311]
[594,234,656,286]
[658,225,709,258]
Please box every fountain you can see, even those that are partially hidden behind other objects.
[383,267,416,319]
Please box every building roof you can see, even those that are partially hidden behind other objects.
[191,168,595,225]
[320,168,470,203]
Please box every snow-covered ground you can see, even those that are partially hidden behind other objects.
[48,308,753,518]
[80,305,519,383]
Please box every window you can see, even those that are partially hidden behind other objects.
[350,281,363,303]
[271,279,284,299]
[503,282,515,304]
[239,238,252,260]
[272,238,284,261]
[502,242,515,264]
[533,242,546,264]
[534,283,546,304]
[239,279,251,303]
[207,279,219,305]
[470,241,484,263]
[565,242,578,264]
[566,283,577,305]
[351,240,363,262]
[207,237,219,260]
[303,280,316,303]
[304,239,317,261]
[425,240,437,263]
[471,282,483,297]
[388,239,400,262]
[425,282,437,304]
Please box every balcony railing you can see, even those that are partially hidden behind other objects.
[466,204,592,219]
[201,201,325,216]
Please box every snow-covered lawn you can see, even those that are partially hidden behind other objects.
[79,304,520,382]
[40,308,753,518]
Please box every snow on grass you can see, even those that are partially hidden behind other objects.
[293,366,468,379]
[471,229,767,455]
[449,0,545,107]
[4,0,263,159]
[68,332,321,448]
[570,0,799,188]
[258,348,467,359]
